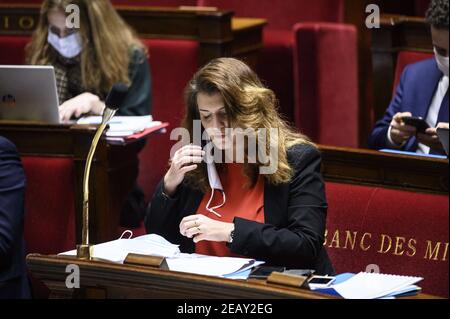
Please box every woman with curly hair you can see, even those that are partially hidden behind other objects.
[146,57,333,273]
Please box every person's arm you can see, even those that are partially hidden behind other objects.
[116,49,152,116]
[368,66,412,150]
[145,145,204,244]
[0,138,26,265]
[229,145,328,268]
[145,179,185,243]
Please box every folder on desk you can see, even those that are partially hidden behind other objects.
[313,272,423,299]
[60,234,263,279]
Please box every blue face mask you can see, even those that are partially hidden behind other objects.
[47,29,82,59]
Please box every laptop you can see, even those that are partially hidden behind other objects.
[0,65,60,124]
[436,127,449,156]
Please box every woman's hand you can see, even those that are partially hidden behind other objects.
[163,144,205,196]
[179,214,235,243]
[59,92,105,122]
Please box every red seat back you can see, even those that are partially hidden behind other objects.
[0,36,29,65]
[138,39,199,199]
[326,182,449,297]
[293,23,359,147]
[393,51,434,96]
[22,157,76,255]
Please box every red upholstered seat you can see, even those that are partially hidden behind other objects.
[325,182,449,298]
[198,0,345,124]
[293,23,359,147]
[393,51,434,96]
[22,157,76,255]
[259,30,295,121]
[0,36,29,65]
[138,39,198,200]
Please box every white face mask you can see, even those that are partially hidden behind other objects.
[47,29,83,59]
[205,157,225,218]
[434,48,449,77]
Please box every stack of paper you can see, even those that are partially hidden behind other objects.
[77,115,159,136]
[59,234,264,279]
[59,234,181,263]
[77,115,169,144]
[314,272,423,299]
[167,254,264,279]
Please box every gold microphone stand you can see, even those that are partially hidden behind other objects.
[77,107,117,259]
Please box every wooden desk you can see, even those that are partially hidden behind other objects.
[0,4,266,67]
[0,122,147,244]
[319,145,448,195]
[371,14,432,122]
[26,254,438,299]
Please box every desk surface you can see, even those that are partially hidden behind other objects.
[26,254,439,299]
[319,145,448,195]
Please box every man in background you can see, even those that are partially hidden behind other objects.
[0,136,30,298]
[368,0,448,155]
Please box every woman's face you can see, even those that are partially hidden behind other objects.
[47,9,74,38]
[197,92,232,150]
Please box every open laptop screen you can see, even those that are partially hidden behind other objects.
[0,65,60,124]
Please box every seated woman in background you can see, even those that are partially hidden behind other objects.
[146,58,333,273]
[26,0,152,121]
[26,0,152,227]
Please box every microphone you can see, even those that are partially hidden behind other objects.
[102,82,128,123]
[77,83,128,260]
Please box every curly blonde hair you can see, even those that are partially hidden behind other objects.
[182,58,314,192]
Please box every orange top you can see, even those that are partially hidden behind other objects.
[195,163,265,257]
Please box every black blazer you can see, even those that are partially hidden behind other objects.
[145,143,334,275]
[0,137,30,298]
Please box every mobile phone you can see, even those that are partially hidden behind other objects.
[401,116,430,133]
[249,266,286,279]
[307,275,336,289]
[436,127,449,156]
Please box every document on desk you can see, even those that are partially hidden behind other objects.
[330,272,423,299]
[167,254,264,278]
[59,234,264,279]
[59,234,181,263]
[77,115,160,137]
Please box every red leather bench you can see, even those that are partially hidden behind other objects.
[325,182,449,298]
[293,23,359,148]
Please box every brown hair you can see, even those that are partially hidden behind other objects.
[26,0,147,94]
[182,57,314,192]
